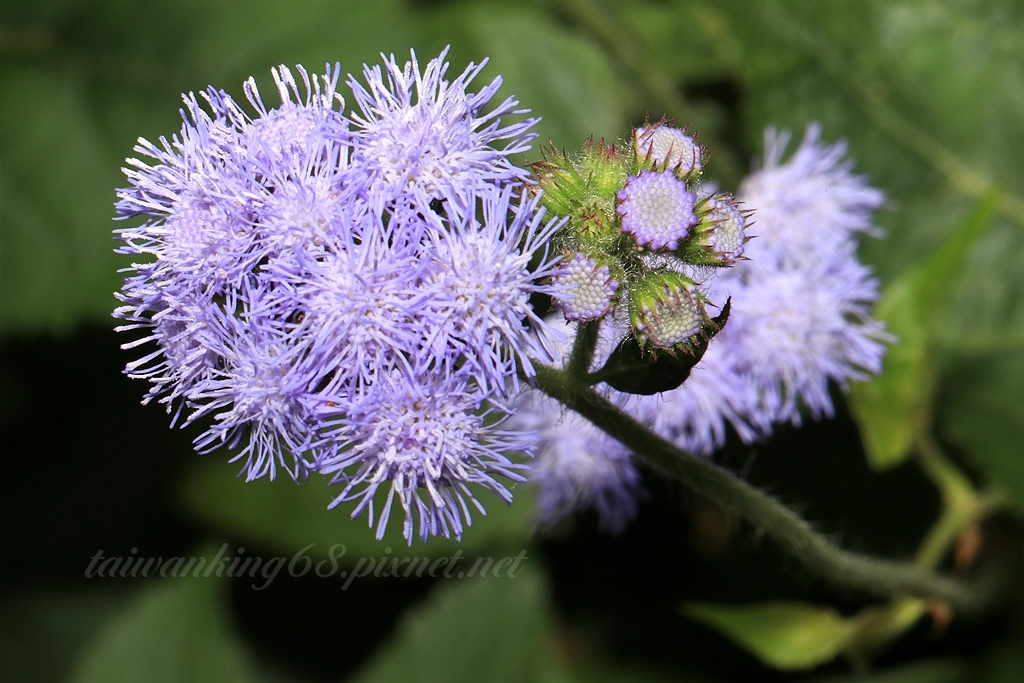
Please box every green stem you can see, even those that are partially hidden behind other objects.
[532,363,987,612]
[912,431,982,571]
[565,320,600,381]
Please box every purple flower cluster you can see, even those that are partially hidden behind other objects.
[518,125,890,532]
[114,50,564,543]
[536,121,747,349]
[700,125,890,431]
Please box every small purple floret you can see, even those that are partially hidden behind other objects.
[616,170,698,251]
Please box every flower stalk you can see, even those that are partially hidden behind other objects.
[531,362,991,613]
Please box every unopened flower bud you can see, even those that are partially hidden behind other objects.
[680,194,750,266]
[634,122,703,178]
[628,271,707,349]
[551,252,622,322]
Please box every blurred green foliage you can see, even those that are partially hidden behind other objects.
[2,0,1023,681]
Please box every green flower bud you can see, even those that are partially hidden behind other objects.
[627,270,708,350]
[675,194,750,266]
[634,120,704,180]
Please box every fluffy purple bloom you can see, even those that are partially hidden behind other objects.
[617,170,698,251]
[716,253,888,425]
[320,366,531,543]
[115,65,349,479]
[415,187,567,394]
[114,53,560,542]
[638,124,890,445]
[518,395,642,533]
[345,47,538,206]
[739,124,885,270]
[184,317,325,481]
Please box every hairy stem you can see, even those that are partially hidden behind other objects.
[532,363,992,613]
[565,320,600,381]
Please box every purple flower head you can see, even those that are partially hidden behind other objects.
[550,252,620,322]
[519,396,642,534]
[241,64,347,172]
[720,254,889,426]
[416,186,567,394]
[634,123,703,175]
[616,170,698,251]
[269,227,432,393]
[114,63,354,482]
[184,324,324,483]
[115,54,563,542]
[115,287,223,415]
[320,366,532,544]
[345,47,538,205]
[626,123,890,449]
[739,123,885,269]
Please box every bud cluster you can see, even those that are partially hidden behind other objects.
[532,121,749,352]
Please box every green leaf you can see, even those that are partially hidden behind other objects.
[979,644,1024,683]
[555,663,716,683]
[179,456,536,562]
[0,588,134,683]
[682,601,856,671]
[943,353,1024,517]
[0,64,124,335]
[349,569,554,683]
[599,299,730,395]
[454,3,630,150]
[850,191,999,469]
[844,599,928,669]
[69,548,258,683]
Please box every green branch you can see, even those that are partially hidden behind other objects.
[532,363,991,613]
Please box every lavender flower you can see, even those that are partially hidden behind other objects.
[320,365,531,543]
[637,124,890,450]
[716,252,888,425]
[739,124,885,270]
[115,53,562,542]
[616,170,699,251]
[115,65,348,480]
[519,395,643,533]
[345,47,538,206]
